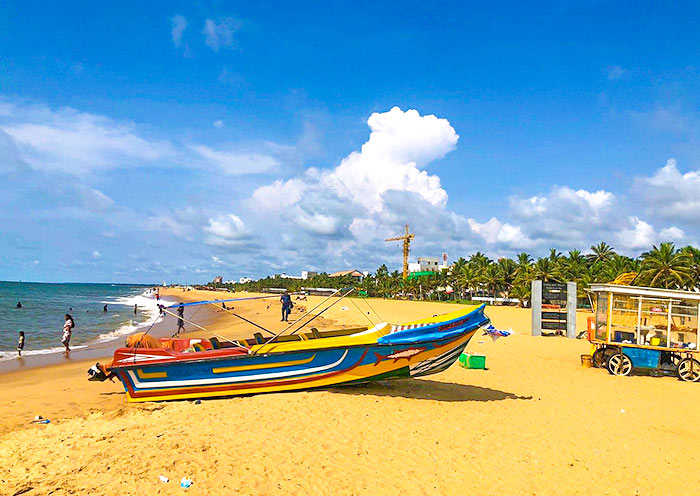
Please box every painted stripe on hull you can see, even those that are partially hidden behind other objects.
[119,329,477,402]
[123,349,369,401]
[410,340,468,377]
[127,350,348,389]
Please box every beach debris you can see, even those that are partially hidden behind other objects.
[159,475,169,483]
[30,415,51,424]
[620,409,625,413]
[341,306,349,311]
[482,324,512,342]
[180,477,193,488]
[194,399,201,405]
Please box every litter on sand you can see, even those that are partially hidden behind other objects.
[180,477,193,488]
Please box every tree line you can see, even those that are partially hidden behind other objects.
[213,242,700,307]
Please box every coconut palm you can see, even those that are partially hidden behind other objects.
[497,258,518,297]
[482,264,502,302]
[532,258,562,282]
[458,265,482,300]
[588,242,616,264]
[638,243,693,289]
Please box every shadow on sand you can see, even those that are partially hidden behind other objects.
[325,378,532,402]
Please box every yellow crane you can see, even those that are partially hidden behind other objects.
[385,224,415,279]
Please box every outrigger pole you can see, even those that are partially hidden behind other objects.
[160,307,244,347]
[207,302,276,336]
[165,294,280,308]
[251,287,352,355]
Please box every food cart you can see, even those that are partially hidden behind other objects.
[587,284,700,381]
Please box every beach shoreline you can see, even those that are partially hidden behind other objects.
[5,290,700,495]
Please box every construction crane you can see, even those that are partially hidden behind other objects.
[385,224,415,279]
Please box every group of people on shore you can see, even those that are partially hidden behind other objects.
[12,299,145,358]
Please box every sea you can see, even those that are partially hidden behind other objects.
[0,282,172,361]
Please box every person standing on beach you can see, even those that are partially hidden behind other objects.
[280,291,292,322]
[176,303,185,333]
[62,314,74,352]
[17,331,25,357]
[103,304,108,312]
[133,304,138,316]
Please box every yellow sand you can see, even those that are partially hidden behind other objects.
[2,288,700,495]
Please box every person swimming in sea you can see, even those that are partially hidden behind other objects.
[103,304,108,312]
[16,301,22,308]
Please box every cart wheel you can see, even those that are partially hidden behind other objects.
[607,353,632,376]
[592,349,607,368]
[676,358,700,382]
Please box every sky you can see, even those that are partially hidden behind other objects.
[2,1,700,283]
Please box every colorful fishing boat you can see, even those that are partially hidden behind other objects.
[89,294,490,402]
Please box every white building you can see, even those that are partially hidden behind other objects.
[409,256,449,273]
[239,277,252,284]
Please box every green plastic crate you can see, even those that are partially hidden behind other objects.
[459,352,486,369]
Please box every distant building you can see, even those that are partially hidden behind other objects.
[301,270,319,280]
[409,257,448,273]
[212,275,223,284]
[239,277,252,284]
[329,269,365,281]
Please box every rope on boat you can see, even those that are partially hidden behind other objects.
[251,287,350,355]
[207,302,276,336]
[348,296,376,326]
[162,307,245,348]
[285,287,356,339]
[362,297,383,322]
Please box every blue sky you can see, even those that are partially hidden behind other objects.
[2,1,700,283]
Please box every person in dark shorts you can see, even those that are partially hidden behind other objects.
[17,331,25,357]
[176,303,185,333]
[280,291,292,322]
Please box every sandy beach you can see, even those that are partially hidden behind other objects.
[2,288,700,495]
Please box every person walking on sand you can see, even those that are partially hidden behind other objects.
[62,314,74,352]
[17,331,25,357]
[280,291,292,322]
[176,303,185,333]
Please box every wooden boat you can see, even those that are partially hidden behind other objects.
[90,298,490,402]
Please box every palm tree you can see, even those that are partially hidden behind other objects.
[638,243,693,289]
[469,252,492,270]
[532,258,562,282]
[482,264,502,303]
[679,246,700,290]
[497,258,518,297]
[458,265,482,300]
[588,242,616,264]
[510,283,531,307]
[548,248,563,263]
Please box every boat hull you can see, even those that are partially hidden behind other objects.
[110,305,488,402]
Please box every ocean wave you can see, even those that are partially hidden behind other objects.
[0,290,176,361]
[94,292,176,343]
[0,344,88,362]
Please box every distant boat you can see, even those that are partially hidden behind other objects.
[89,295,490,402]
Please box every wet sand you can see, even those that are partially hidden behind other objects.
[3,289,700,495]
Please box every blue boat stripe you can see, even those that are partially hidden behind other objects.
[129,349,349,389]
